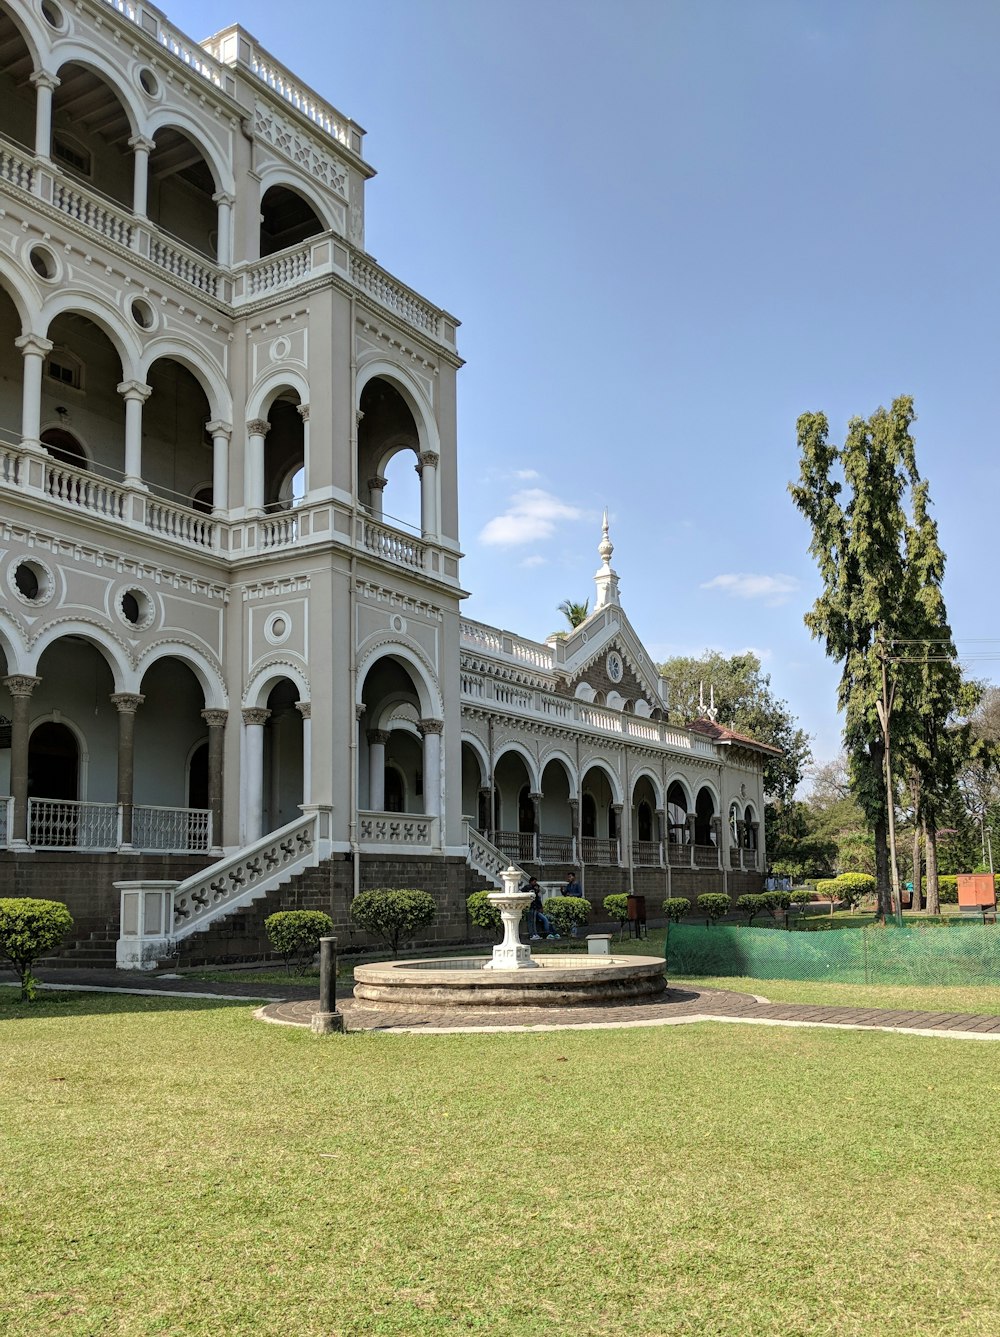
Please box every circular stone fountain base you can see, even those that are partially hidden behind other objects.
[353,954,667,1009]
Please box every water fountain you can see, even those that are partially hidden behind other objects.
[353,866,667,1009]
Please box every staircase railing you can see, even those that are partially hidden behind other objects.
[465,822,524,887]
[115,806,332,969]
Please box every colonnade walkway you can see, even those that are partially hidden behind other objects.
[7,968,1000,1039]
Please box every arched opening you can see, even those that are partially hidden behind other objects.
[358,378,422,533]
[384,764,405,814]
[0,283,22,440]
[0,8,35,151]
[28,721,78,802]
[42,312,125,480]
[52,63,133,210]
[40,427,88,470]
[743,803,758,849]
[539,758,574,864]
[263,678,303,833]
[263,394,305,513]
[694,787,718,867]
[148,126,217,258]
[460,741,485,826]
[666,781,689,843]
[492,750,533,862]
[581,766,618,864]
[581,793,596,840]
[632,774,659,865]
[144,357,212,507]
[359,655,439,828]
[260,184,325,257]
[135,656,212,848]
[187,741,209,810]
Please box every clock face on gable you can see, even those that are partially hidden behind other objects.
[606,651,624,683]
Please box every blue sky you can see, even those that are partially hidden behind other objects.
[169,0,1000,770]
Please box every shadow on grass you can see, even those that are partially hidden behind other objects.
[0,985,274,1021]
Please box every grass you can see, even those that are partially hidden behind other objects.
[5,993,1000,1335]
[675,974,1000,1017]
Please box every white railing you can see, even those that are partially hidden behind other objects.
[245,245,313,296]
[0,139,33,191]
[362,518,426,570]
[632,840,663,868]
[97,1,228,87]
[352,256,441,337]
[460,621,505,655]
[52,180,134,248]
[460,622,554,672]
[145,498,215,549]
[260,510,300,549]
[466,823,524,887]
[581,837,620,866]
[0,441,21,486]
[0,796,11,847]
[29,798,120,850]
[148,236,219,297]
[132,805,212,854]
[45,460,126,520]
[358,811,435,846]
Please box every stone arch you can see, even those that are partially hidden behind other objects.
[0,616,26,674]
[51,50,142,139]
[141,340,231,422]
[27,620,129,693]
[630,766,663,808]
[245,371,309,422]
[579,758,622,805]
[664,773,693,810]
[539,747,578,791]
[356,639,442,719]
[137,641,227,709]
[256,166,337,234]
[144,110,233,194]
[40,293,141,380]
[356,360,440,458]
[460,732,490,786]
[0,1,44,74]
[492,741,540,792]
[243,658,310,710]
[0,259,38,332]
[28,710,88,800]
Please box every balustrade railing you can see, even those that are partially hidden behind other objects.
[667,842,691,868]
[730,847,741,869]
[145,498,215,549]
[29,798,120,850]
[0,441,20,486]
[493,830,537,863]
[259,510,300,549]
[465,823,523,886]
[357,811,435,846]
[99,0,229,88]
[537,834,576,865]
[694,843,720,869]
[352,256,441,336]
[52,180,134,248]
[132,805,211,854]
[632,840,663,867]
[0,139,33,191]
[245,246,313,296]
[44,460,126,520]
[580,837,620,867]
[361,518,426,570]
[148,235,219,297]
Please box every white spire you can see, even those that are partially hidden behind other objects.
[594,508,620,609]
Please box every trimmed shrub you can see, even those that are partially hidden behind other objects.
[736,893,770,926]
[603,893,629,925]
[814,878,841,901]
[0,898,74,1001]
[467,890,502,935]
[836,873,876,907]
[264,910,334,975]
[697,893,731,925]
[350,888,436,956]
[663,897,691,923]
[790,888,815,905]
[762,890,792,913]
[544,896,591,935]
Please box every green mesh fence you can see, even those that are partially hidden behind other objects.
[665,921,1000,986]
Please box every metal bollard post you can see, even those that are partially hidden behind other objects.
[311,935,344,1034]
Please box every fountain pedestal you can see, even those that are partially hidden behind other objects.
[483,865,538,970]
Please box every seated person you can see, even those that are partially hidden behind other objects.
[523,876,560,940]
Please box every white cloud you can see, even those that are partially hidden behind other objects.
[513,468,541,481]
[520,554,546,569]
[700,573,800,605]
[479,488,584,547]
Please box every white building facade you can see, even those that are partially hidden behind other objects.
[0,0,768,965]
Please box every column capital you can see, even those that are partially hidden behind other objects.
[528,791,543,802]
[568,796,579,809]
[205,420,232,440]
[655,806,666,817]
[417,717,444,736]
[117,379,152,403]
[15,333,52,359]
[128,134,156,154]
[419,450,440,469]
[367,728,390,745]
[355,703,367,722]
[296,403,310,422]
[201,708,229,728]
[246,418,271,437]
[367,475,387,493]
[3,674,41,698]
[242,707,271,727]
[295,701,312,720]
[611,802,624,815]
[110,692,145,715]
[30,70,60,92]
[212,190,236,207]
[355,408,365,425]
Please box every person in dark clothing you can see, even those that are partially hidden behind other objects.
[523,876,559,940]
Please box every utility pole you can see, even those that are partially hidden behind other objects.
[874,634,903,926]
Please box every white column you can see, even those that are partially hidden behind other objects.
[418,718,443,820]
[367,729,389,809]
[245,418,270,514]
[242,707,270,843]
[15,333,53,451]
[213,191,234,267]
[418,450,439,537]
[118,380,152,488]
[296,403,310,498]
[128,135,155,219]
[296,701,312,806]
[30,71,59,159]
[206,419,232,514]
[367,474,387,519]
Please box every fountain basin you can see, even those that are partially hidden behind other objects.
[353,954,667,1009]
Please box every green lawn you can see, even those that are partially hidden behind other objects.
[4,993,1000,1336]
[676,974,1000,1017]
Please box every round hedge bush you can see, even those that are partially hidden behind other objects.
[350,887,436,956]
[543,896,591,935]
[0,897,74,1000]
[264,909,334,974]
[663,897,690,923]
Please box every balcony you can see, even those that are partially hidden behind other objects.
[2,798,213,854]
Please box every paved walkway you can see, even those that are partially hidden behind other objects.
[6,969,1000,1040]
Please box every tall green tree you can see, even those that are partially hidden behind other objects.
[657,649,811,809]
[790,396,921,920]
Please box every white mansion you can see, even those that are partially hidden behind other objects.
[0,0,771,966]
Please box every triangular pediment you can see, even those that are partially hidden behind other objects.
[553,606,666,711]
